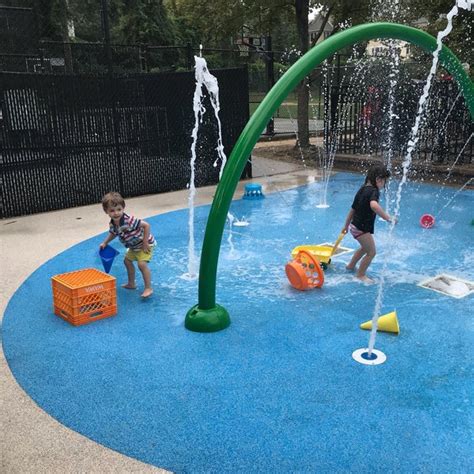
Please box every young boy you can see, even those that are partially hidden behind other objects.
[100,192,155,298]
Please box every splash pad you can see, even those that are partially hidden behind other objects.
[185,22,474,333]
[3,172,473,472]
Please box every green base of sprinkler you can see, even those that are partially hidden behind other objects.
[185,304,231,332]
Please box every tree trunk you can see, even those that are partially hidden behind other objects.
[295,0,309,148]
[62,0,73,73]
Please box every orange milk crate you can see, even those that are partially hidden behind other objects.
[51,268,117,326]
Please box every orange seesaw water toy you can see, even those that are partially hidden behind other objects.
[285,249,324,290]
[291,231,346,269]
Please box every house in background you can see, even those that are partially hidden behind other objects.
[308,12,334,45]
[365,39,411,59]
[365,17,430,60]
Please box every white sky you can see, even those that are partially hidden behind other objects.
[308,5,323,23]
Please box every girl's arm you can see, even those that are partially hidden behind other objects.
[140,220,151,252]
[343,208,354,233]
[370,200,396,223]
[100,232,116,249]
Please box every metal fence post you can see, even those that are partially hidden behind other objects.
[139,44,149,72]
[186,42,193,70]
[101,0,124,195]
[265,36,275,136]
[330,53,340,129]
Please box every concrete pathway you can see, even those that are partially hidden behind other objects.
[271,118,324,135]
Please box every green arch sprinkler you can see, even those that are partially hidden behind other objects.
[185,22,474,332]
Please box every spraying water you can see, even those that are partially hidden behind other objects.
[276,57,308,170]
[366,2,466,357]
[318,55,337,208]
[435,177,473,221]
[318,53,369,208]
[194,57,228,178]
[430,129,472,211]
[226,212,236,257]
[316,44,371,208]
[186,56,228,279]
[225,211,250,257]
[380,0,402,213]
[441,90,462,129]
[382,44,401,214]
[283,101,307,169]
[442,132,473,184]
[392,4,462,206]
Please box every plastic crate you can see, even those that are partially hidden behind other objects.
[51,268,117,326]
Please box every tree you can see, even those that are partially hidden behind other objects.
[295,0,310,148]
[294,0,370,149]
[166,0,295,47]
[404,0,473,65]
[167,0,373,148]
[113,0,177,45]
[165,0,245,46]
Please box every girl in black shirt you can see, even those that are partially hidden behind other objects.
[342,165,396,283]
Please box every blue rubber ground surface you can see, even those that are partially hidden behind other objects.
[3,172,473,473]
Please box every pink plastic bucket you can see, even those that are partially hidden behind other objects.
[420,214,435,229]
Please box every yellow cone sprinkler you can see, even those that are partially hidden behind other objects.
[360,311,400,334]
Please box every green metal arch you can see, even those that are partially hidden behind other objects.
[185,22,474,332]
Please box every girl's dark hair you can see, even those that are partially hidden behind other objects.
[365,164,391,186]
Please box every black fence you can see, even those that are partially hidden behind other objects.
[0,67,250,218]
[2,3,469,153]
[0,5,38,54]
[322,61,473,165]
[340,84,472,165]
[0,41,197,76]
[1,4,471,221]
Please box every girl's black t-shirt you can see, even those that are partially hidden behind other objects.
[351,185,380,233]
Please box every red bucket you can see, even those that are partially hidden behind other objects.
[420,214,435,229]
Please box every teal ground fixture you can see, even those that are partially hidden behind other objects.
[243,183,265,199]
[185,22,474,333]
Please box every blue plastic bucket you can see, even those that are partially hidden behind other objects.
[99,245,120,273]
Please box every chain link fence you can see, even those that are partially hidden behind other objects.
[0,3,251,218]
[1,3,472,217]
